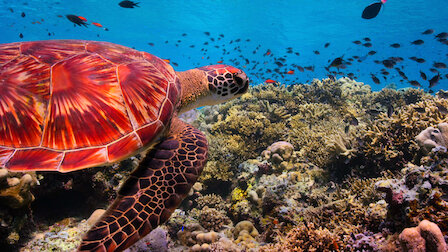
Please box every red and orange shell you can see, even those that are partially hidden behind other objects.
[0,40,180,172]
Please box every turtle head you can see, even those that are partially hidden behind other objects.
[177,64,249,113]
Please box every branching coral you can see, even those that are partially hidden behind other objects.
[259,222,341,252]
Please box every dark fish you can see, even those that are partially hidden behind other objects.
[409,80,421,87]
[414,107,426,113]
[8,8,13,13]
[66,14,88,27]
[435,32,448,39]
[420,71,427,80]
[411,39,424,45]
[363,37,371,41]
[436,103,448,115]
[21,12,25,18]
[422,29,434,35]
[387,105,394,117]
[390,43,400,48]
[371,74,380,84]
[382,59,395,69]
[19,33,23,38]
[433,62,447,69]
[304,66,315,71]
[297,66,304,72]
[118,0,139,8]
[353,40,362,45]
[181,33,187,36]
[349,117,359,126]
[367,109,381,116]
[429,74,440,88]
[368,50,376,55]
[313,50,320,55]
[362,43,372,47]
[329,56,344,68]
[147,42,154,46]
[324,42,330,48]
[362,2,384,19]
[429,68,439,73]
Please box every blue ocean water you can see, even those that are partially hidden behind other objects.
[1,0,447,91]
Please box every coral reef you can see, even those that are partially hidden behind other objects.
[259,222,341,252]
[4,77,448,251]
[0,168,38,248]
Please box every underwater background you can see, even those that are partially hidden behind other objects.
[1,0,448,251]
[1,0,448,90]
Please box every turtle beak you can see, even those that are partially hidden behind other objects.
[234,71,249,95]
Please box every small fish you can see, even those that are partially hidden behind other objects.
[119,0,139,8]
[324,42,330,48]
[92,22,103,27]
[329,56,344,68]
[422,29,434,35]
[297,66,304,72]
[371,74,380,84]
[409,80,421,87]
[363,37,371,42]
[414,107,425,113]
[313,50,320,55]
[19,33,23,38]
[429,74,440,88]
[286,70,294,74]
[352,40,362,45]
[21,12,26,18]
[265,79,276,83]
[420,71,427,80]
[216,60,223,63]
[387,105,394,117]
[66,14,88,27]
[362,42,372,47]
[435,32,448,39]
[162,59,170,63]
[368,50,376,55]
[204,31,210,36]
[366,109,381,116]
[436,103,448,115]
[390,43,400,48]
[362,0,386,19]
[411,39,424,45]
[77,16,87,22]
[433,62,447,69]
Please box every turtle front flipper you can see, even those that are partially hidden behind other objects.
[78,118,208,252]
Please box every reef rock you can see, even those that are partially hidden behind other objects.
[416,122,448,153]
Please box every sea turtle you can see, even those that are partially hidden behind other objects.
[0,40,249,251]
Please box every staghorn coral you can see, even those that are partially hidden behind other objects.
[259,222,341,252]
[358,98,448,176]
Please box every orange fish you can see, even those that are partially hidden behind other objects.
[286,70,295,74]
[217,60,223,63]
[162,59,170,63]
[265,79,276,83]
[273,219,279,225]
[77,16,87,22]
[92,22,103,28]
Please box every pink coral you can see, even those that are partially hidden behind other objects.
[399,220,447,252]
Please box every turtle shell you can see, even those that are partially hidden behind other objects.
[0,40,180,172]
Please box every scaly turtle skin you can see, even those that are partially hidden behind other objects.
[0,40,249,251]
